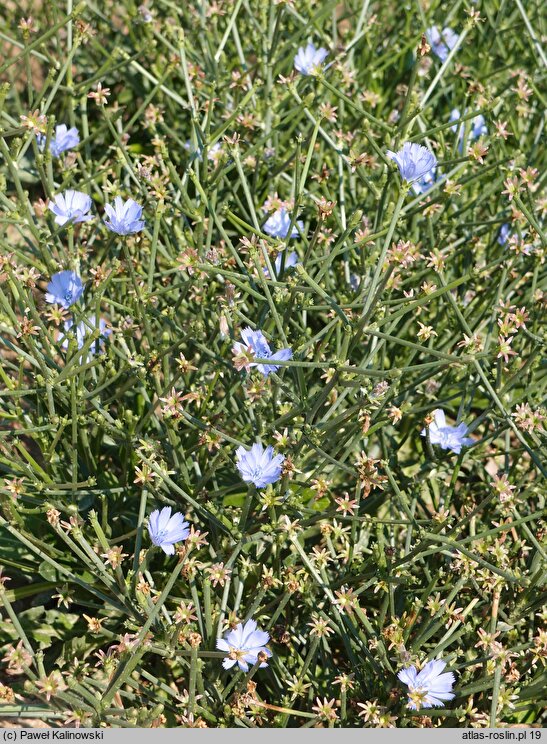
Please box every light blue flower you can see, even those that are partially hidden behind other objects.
[411,167,438,196]
[450,109,488,152]
[496,223,530,253]
[349,274,360,291]
[147,506,190,555]
[184,139,222,162]
[216,619,272,672]
[48,190,93,226]
[426,26,459,62]
[294,42,328,75]
[264,251,299,278]
[45,270,84,309]
[139,6,153,22]
[274,250,298,275]
[398,659,455,710]
[233,327,292,377]
[104,196,145,235]
[263,208,303,239]
[421,409,473,454]
[60,316,111,361]
[498,223,511,245]
[471,115,487,139]
[37,124,80,157]
[387,142,437,183]
[235,442,284,488]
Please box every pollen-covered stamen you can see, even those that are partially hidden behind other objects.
[408,687,429,710]
[228,647,246,662]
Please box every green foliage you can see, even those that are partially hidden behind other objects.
[0,0,545,729]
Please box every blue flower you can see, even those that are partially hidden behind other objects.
[411,167,438,196]
[387,142,437,183]
[235,442,284,488]
[37,124,80,157]
[450,109,488,153]
[496,223,530,254]
[294,42,328,75]
[274,250,299,275]
[139,6,153,22]
[60,316,111,361]
[184,139,222,162]
[471,115,487,139]
[421,409,474,454]
[45,270,84,309]
[264,251,299,278]
[48,190,93,226]
[263,208,303,239]
[216,619,272,672]
[398,659,455,710]
[147,506,190,555]
[498,223,511,245]
[104,196,145,235]
[349,274,360,291]
[426,26,459,62]
[232,327,292,377]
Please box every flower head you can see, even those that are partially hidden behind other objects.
[35,671,67,702]
[470,114,488,141]
[265,251,299,278]
[184,140,222,163]
[48,190,93,226]
[232,327,292,377]
[398,659,456,710]
[421,409,474,454]
[411,167,438,196]
[498,223,511,245]
[148,506,190,555]
[104,196,145,235]
[294,42,328,75]
[45,270,84,309]
[60,316,111,361]
[450,109,488,152]
[236,442,284,488]
[387,142,437,183]
[216,619,272,672]
[497,223,528,252]
[37,124,79,157]
[426,26,459,62]
[263,208,303,239]
[88,82,110,106]
[20,110,47,135]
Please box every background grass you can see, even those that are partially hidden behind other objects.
[0,0,545,729]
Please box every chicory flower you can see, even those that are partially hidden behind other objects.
[387,142,437,183]
[421,409,474,454]
[104,196,145,235]
[37,124,80,157]
[232,327,292,377]
[235,442,284,488]
[294,42,328,75]
[48,190,93,226]
[263,208,303,239]
[148,506,190,555]
[398,659,455,710]
[426,26,459,62]
[45,270,84,309]
[216,619,272,672]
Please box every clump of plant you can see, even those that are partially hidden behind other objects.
[0,0,545,729]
